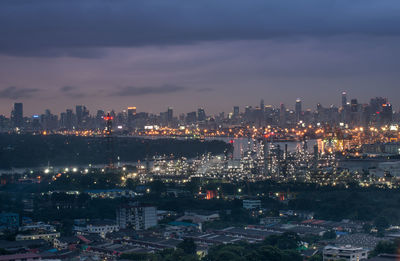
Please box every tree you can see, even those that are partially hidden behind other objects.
[308,253,323,261]
[264,232,301,250]
[177,238,197,255]
[322,230,336,239]
[371,241,397,257]
[374,216,389,234]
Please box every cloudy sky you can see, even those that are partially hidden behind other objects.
[1,0,400,116]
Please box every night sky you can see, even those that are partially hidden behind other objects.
[1,0,400,115]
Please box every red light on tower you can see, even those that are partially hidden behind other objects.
[229,139,234,144]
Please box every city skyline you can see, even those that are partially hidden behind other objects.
[0,92,398,117]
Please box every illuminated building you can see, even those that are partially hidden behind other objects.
[295,98,302,123]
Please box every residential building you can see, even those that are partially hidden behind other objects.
[243,199,261,210]
[116,203,157,230]
[323,245,368,261]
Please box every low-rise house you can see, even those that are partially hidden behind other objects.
[243,199,261,210]
[74,220,119,237]
[0,253,40,261]
[16,231,60,242]
[53,236,80,250]
[323,245,368,261]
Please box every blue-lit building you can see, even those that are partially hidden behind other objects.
[0,212,19,230]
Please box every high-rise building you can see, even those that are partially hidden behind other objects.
[116,203,157,230]
[197,107,206,122]
[127,107,137,128]
[279,103,286,127]
[127,107,137,116]
[341,91,347,108]
[167,107,173,123]
[75,105,89,128]
[350,99,358,112]
[76,105,83,127]
[381,103,393,125]
[66,109,74,130]
[370,97,387,114]
[186,111,197,124]
[12,102,23,128]
[295,98,302,122]
[233,106,239,118]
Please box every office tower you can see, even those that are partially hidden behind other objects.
[186,111,197,124]
[370,97,387,114]
[197,107,206,122]
[96,110,105,128]
[381,103,393,125]
[295,98,302,122]
[167,107,173,123]
[42,109,58,130]
[75,105,89,128]
[233,106,239,118]
[260,99,265,112]
[32,115,41,130]
[66,109,74,130]
[244,106,254,123]
[127,107,137,128]
[127,107,137,116]
[341,91,347,107]
[76,105,83,127]
[350,99,358,112]
[12,102,23,128]
[60,112,66,128]
[279,103,286,127]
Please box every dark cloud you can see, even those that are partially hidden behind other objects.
[197,87,213,93]
[113,85,186,96]
[0,86,39,99]
[0,0,400,57]
[60,86,86,98]
[60,86,76,92]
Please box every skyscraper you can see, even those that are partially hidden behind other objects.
[127,107,137,116]
[341,91,347,108]
[197,107,206,122]
[279,103,286,127]
[66,109,74,130]
[76,105,83,127]
[127,107,137,128]
[167,107,173,124]
[295,98,302,122]
[75,105,89,128]
[233,106,239,118]
[12,102,23,128]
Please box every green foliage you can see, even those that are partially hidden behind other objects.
[374,216,390,232]
[0,134,229,168]
[205,241,302,261]
[121,234,303,261]
[308,253,323,261]
[120,252,154,261]
[371,240,398,257]
[263,232,301,250]
[322,230,336,239]
[177,238,197,255]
